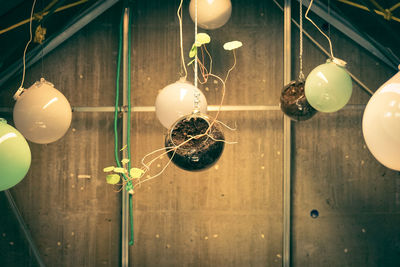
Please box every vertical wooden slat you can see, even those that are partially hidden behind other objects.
[283,0,292,266]
[122,6,130,267]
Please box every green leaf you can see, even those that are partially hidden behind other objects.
[121,158,130,164]
[187,59,195,66]
[130,168,145,179]
[103,166,115,172]
[106,174,120,185]
[113,167,126,174]
[223,41,243,51]
[196,33,210,46]
[189,44,197,58]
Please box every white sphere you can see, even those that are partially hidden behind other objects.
[155,80,207,129]
[362,70,400,171]
[13,78,72,144]
[189,0,232,30]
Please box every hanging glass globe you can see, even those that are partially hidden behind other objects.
[155,79,207,129]
[13,78,72,144]
[165,113,224,171]
[189,0,232,30]
[362,69,400,171]
[305,58,352,112]
[0,118,31,191]
[280,80,317,121]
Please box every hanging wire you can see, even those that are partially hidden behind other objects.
[299,0,304,81]
[194,0,198,88]
[193,0,201,113]
[305,0,334,59]
[272,0,373,96]
[19,0,38,91]
[177,0,187,79]
[328,0,331,40]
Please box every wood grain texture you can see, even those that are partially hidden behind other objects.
[292,110,400,267]
[0,0,399,266]
[7,112,121,267]
[131,0,284,106]
[291,2,400,265]
[0,192,39,267]
[129,111,283,266]
[0,4,123,266]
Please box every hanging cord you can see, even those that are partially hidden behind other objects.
[194,0,198,88]
[114,9,134,246]
[14,0,37,99]
[177,0,188,79]
[272,0,373,95]
[40,0,45,77]
[193,0,201,113]
[299,0,304,81]
[305,0,334,59]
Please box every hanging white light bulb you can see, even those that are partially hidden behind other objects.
[155,79,207,129]
[189,0,232,30]
[362,68,400,171]
[13,78,72,144]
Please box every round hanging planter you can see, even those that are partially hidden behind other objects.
[165,113,224,171]
[280,80,317,121]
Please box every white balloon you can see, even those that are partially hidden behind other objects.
[155,80,207,129]
[189,0,232,30]
[13,78,72,144]
[362,70,400,171]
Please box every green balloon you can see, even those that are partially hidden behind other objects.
[305,59,352,112]
[0,118,31,191]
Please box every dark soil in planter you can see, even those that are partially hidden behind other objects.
[280,80,317,121]
[165,115,224,171]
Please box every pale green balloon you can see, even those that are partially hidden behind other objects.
[0,118,31,191]
[305,59,353,112]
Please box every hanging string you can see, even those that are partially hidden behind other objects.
[305,0,334,59]
[194,0,198,88]
[40,0,44,78]
[193,0,201,113]
[299,0,304,81]
[177,0,187,79]
[328,0,331,41]
[19,0,37,91]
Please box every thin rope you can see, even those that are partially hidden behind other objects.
[328,0,331,40]
[40,0,44,78]
[305,0,334,59]
[193,0,201,113]
[19,0,37,90]
[299,0,304,81]
[194,0,198,88]
[272,0,373,96]
[177,0,187,79]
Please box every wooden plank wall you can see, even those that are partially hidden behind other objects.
[290,1,400,266]
[129,0,284,266]
[0,0,399,266]
[0,3,122,267]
